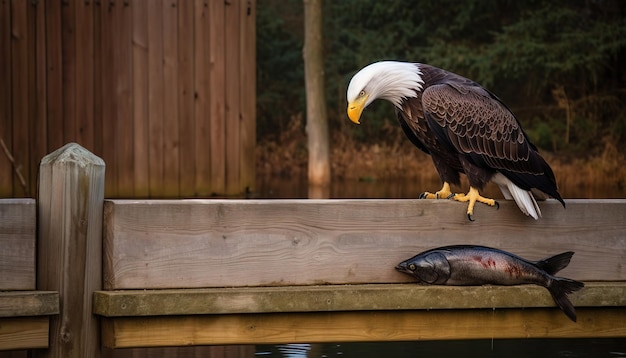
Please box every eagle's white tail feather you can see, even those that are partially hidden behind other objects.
[492,173,541,220]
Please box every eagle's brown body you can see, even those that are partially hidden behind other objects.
[347,61,564,219]
[399,64,562,201]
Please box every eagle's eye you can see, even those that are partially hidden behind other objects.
[359,90,365,97]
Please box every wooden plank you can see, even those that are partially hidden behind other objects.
[114,0,135,197]
[178,0,195,197]
[193,0,212,197]
[100,307,626,348]
[93,282,626,317]
[224,0,240,195]
[92,0,104,159]
[11,0,30,197]
[0,199,36,290]
[162,0,180,198]
[75,0,95,152]
[147,0,164,197]
[209,0,225,195]
[239,0,256,193]
[38,143,105,358]
[132,0,150,198]
[100,0,117,197]
[45,0,64,152]
[0,0,13,196]
[102,199,626,289]
[0,291,59,317]
[32,0,48,198]
[61,0,77,143]
[0,317,49,350]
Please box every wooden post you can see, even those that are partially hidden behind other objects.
[36,143,105,358]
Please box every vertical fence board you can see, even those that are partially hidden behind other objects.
[193,0,212,197]
[132,0,150,198]
[114,1,135,197]
[75,0,95,152]
[209,0,226,195]
[32,0,48,197]
[100,0,118,197]
[92,0,104,159]
[61,0,77,143]
[239,0,256,192]
[224,0,241,195]
[162,0,180,198]
[178,0,196,197]
[11,0,30,197]
[148,0,165,197]
[45,0,64,152]
[0,0,13,196]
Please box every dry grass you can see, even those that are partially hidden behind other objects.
[257,117,626,198]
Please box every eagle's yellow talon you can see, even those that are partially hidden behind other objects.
[451,187,497,220]
[419,182,452,200]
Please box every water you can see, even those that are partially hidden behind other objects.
[255,176,626,200]
[255,340,626,357]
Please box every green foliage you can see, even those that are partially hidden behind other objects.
[257,0,626,154]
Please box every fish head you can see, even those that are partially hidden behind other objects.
[395,252,451,284]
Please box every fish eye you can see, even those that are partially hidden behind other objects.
[408,263,416,271]
[359,90,365,97]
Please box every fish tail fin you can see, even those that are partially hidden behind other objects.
[536,251,575,275]
[547,277,585,322]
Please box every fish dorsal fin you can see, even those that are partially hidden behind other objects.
[535,251,575,275]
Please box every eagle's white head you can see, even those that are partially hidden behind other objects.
[346,61,424,124]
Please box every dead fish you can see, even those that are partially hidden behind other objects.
[395,245,585,322]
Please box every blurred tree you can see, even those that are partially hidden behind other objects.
[303,0,330,187]
[257,0,626,153]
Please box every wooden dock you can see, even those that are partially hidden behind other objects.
[96,198,626,347]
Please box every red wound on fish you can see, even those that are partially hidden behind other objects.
[472,255,496,268]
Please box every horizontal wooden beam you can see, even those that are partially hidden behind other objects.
[0,291,59,317]
[0,317,50,350]
[101,307,626,348]
[0,198,36,290]
[93,282,626,317]
[103,199,626,289]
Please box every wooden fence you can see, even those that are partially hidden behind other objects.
[0,0,256,199]
[2,143,626,358]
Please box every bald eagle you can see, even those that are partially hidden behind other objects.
[346,61,564,220]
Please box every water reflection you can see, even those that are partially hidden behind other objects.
[256,175,626,199]
[255,340,626,357]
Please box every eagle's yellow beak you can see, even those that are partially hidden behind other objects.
[347,94,368,124]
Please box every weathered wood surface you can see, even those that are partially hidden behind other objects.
[0,0,256,198]
[0,199,35,290]
[0,317,50,351]
[103,199,626,289]
[37,143,105,358]
[0,292,59,317]
[93,282,626,317]
[100,308,626,348]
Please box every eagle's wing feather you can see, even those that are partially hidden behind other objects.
[422,83,544,176]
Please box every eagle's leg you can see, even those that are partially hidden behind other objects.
[451,187,499,221]
[419,182,453,200]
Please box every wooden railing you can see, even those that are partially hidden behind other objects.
[95,198,626,348]
[0,199,59,351]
